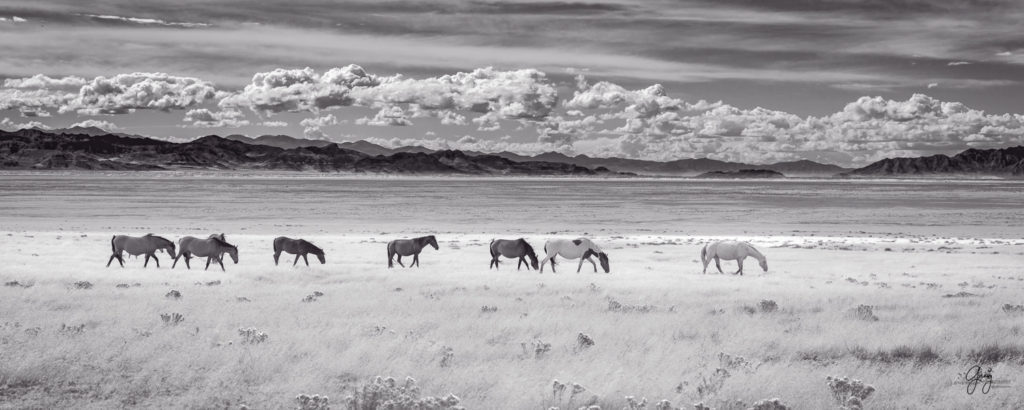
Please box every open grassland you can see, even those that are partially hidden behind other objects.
[2,232,1024,409]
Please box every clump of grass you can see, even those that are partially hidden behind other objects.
[236,297,251,302]
[758,300,778,313]
[58,323,86,335]
[4,280,32,288]
[575,333,595,353]
[750,398,790,410]
[798,345,939,365]
[439,346,454,368]
[344,376,463,410]
[963,344,1024,364]
[942,291,978,298]
[238,327,268,345]
[302,291,325,303]
[116,283,130,289]
[826,376,875,410]
[623,396,647,409]
[195,280,221,286]
[608,298,656,313]
[523,339,551,359]
[849,305,879,321]
[480,305,498,313]
[295,394,329,410]
[73,281,93,290]
[1002,304,1024,315]
[165,290,182,300]
[160,313,185,326]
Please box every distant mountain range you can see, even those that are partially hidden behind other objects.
[222,132,848,176]
[6,128,1023,178]
[844,146,1024,177]
[0,129,615,176]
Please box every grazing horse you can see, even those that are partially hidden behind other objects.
[539,238,610,274]
[106,234,176,268]
[273,237,325,266]
[489,238,540,270]
[172,236,239,271]
[701,240,767,275]
[387,235,438,268]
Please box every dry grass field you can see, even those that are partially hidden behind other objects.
[3,232,1024,409]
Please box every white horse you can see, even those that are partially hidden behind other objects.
[701,240,767,275]
[539,238,609,274]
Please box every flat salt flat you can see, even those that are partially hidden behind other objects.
[1,175,1023,409]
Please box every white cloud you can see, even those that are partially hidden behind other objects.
[183,108,249,128]
[355,105,412,127]
[64,73,218,115]
[69,119,119,130]
[299,114,338,138]
[83,14,208,28]
[0,117,50,130]
[947,61,971,66]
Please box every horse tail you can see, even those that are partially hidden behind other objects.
[273,238,281,254]
[701,244,707,263]
[111,235,116,253]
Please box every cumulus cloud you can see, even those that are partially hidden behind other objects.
[69,119,119,130]
[68,72,218,115]
[300,114,338,138]
[219,65,379,115]
[356,105,412,126]
[183,108,249,128]
[0,117,50,130]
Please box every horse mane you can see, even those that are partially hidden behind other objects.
[304,240,323,254]
[150,235,172,246]
[211,236,236,249]
[519,238,536,256]
[745,243,765,260]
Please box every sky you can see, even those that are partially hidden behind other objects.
[2,0,1024,166]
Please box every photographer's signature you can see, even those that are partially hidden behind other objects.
[957,365,1011,394]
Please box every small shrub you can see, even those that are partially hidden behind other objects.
[58,323,86,335]
[344,376,463,410]
[165,290,182,299]
[758,300,778,313]
[296,394,329,410]
[73,281,93,290]
[238,327,269,344]
[826,376,875,410]
[5,280,32,288]
[750,398,789,410]
[116,283,130,289]
[575,333,595,353]
[160,313,185,326]
[523,339,552,359]
[302,291,325,303]
[236,297,251,302]
[439,346,454,368]
[1002,304,1024,315]
[849,305,879,321]
[624,396,647,410]
[481,305,498,313]
[942,291,978,298]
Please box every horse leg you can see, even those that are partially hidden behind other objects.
[218,256,226,272]
[152,254,160,268]
[412,253,419,268]
[144,254,150,267]
[396,255,405,267]
[184,254,192,269]
[715,256,723,274]
[303,254,309,266]
[702,253,710,274]
[577,257,585,273]
[274,251,281,266]
[205,257,212,271]
[736,258,744,275]
[517,257,524,270]
[293,254,300,266]
[589,256,598,272]
[107,253,118,268]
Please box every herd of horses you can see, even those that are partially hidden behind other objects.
[106,234,769,275]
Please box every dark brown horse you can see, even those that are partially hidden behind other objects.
[273,237,325,266]
[387,235,438,268]
[489,238,539,270]
[106,234,176,268]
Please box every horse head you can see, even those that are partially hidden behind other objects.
[759,258,768,272]
[426,235,439,250]
[521,239,540,270]
[598,252,610,273]
[226,245,239,264]
[313,247,326,264]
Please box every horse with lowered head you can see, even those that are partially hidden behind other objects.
[387,235,438,268]
[701,240,767,275]
[273,237,325,266]
[539,238,610,274]
[173,235,239,271]
[107,234,176,268]
[489,238,539,270]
